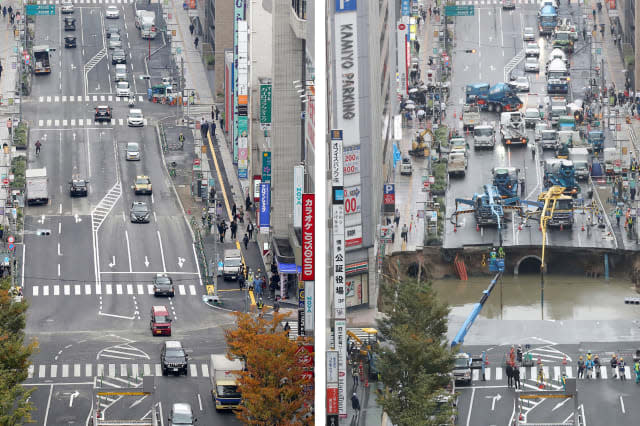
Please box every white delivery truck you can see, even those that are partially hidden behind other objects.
[222,248,243,280]
[26,168,49,205]
[136,10,157,39]
[209,354,243,411]
[472,122,496,149]
[568,147,590,181]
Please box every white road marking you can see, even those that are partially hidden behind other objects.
[147,284,154,294]
[127,284,133,294]
[33,286,39,296]
[189,285,196,295]
[144,364,151,376]
[50,365,57,378]
[85,284,92,295]
[201,364,209,378]
[43,285,49,296]
[28,365,34,378]
[131,364,138,377]
[495,368,502,381]
[75,284,81,295]
[116,284,123,294]
[178,285,186,295]
[189,364,197,377]
[62,364,69,377]
[121,364,128,376]
[74,364,81,377]
[64,285,70,295]
[137,284,144,294]
[466,387,476,426]
[97,364,104,376]
[106,284,112,295]
[54,285,60,296]
[155,364,162,376]
[86,364,92,377]
[109,364,116,377]
[39,365,46,378]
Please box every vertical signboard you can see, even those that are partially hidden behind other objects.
[334,319,347,418]
[259,183,270,234]
[305,281,314,331]
[236,20,249,176]
[301,194,314,281]
[332,214,346,319]
[326,350,339,423]
[224,51,234,134]
[400,0,410,16]
[330,130,344,186]
[397,22,408,96]
[261,151,271,182]
[334,0,362,250]
[383,183,395,213]
[305,85,316,150]
[233,2,247,167]
[293,165,304,229]
[259,84,272,130]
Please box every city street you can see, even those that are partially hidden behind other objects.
[442,1,618,250]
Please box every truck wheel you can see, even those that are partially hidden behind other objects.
[496,104,503,113]
[488,104,495,112]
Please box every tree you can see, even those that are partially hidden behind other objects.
[0,278,38,424]
[224,311,314,425]
[373,279,456,426]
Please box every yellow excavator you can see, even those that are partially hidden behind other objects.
[409,128,434,157]
[347,328,378,356]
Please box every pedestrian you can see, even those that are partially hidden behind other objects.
[246,194,252,211]
[0,61,3,80]
[351,393,361,417]
[220,222,226,243]
[520,179,525,197]
[616,207,622,227]
[7,5,12,16]
[352,364,359,388]
[517,345,523,363]
[634,360,640,384]
[230,220,237,240]
[189,22,194,35]
[561,372,567,391]
[577,356,585,379]
[211,105,215,121]
[9,12,13,25]
[253,276,262,297]
[610,354,618,378]
[194,36,199,49]
[401,224,408,243]
[247,221,254,240]
[238,271,245,290]
[506,363,513,388]
[586,356,594,379]
[582,27,586,40]
[232,203,237,219]
[211,121,217,135]
[619,357,627,380]
[394,209,400,227]
[201,208,207,226]
[630,179,636,201]
[243,233,249,249]
[2,7,6,18]
[216,107,220,120]
[513,365,521,389]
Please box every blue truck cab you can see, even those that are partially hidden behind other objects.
[587,130,604,153]
[478,83,523,113]
[465,83,490,103]
[538,5,558,35]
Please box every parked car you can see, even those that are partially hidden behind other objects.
[64,36,76,48]
[111,48,126,64]
[130,201,151,223]
[525,57,539,72]
[94,105,112,122]
[105,6,120,19]
[525,42,540,57]
[64,17,76,31]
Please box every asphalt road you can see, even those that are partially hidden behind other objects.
[455,341,640,426]
[442,2,617,250]
[20,4,244,424]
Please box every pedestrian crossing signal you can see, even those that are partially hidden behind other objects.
[464,49,476,54]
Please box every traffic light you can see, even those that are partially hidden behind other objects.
[464,49,476,53]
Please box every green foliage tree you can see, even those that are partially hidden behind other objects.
[374,279,456,426]
[0,278,37,424]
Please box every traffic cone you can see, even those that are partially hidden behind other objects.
[365,377,369,387]
[582,224,585,231]
[518,223,522,231]
[476,224,480,232]
[562,355,567,365]
[537,356,542,365]
[454,224,457,232]
[453,111,457,119]
[560,224,564,231]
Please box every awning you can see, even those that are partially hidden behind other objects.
[278,263,301,274]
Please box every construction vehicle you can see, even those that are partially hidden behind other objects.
[409,128,433,157]
[603,147,619,175]
[472,122,496,149]
[33,45,53,74]
[552,30,575,53]
[569,148,590,181]
[147,84,176,103]
[556,130,583,158]
[540,129,558,150]
[500,111,528,145]
[448,151,468,177]
[531,188,574,228]
[449,136,468,156]
[587,130,605,153]
[543,159,579,195]
[453,184,513,230]
[547,59,570,94]
[492,167,520,199]
[462,104,481,131]
[465,82,489,103]
[549,96,568,126]
[476,83,523,113]
[538,4,558,35]
[26,168,49,205]
[347,328,378,356]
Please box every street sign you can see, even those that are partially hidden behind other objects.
[259,84,272,130]
[8,244,15,251]
[596,48,602,54]
[26,4,56,15]
[444,5,474,16]
[7,236,14,244]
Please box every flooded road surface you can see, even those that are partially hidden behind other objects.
[432,274,640,321]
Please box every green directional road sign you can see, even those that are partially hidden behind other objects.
[444,5,474,17]
[26,4,56,16]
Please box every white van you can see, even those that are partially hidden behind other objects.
[400,157,412,175]
[114,64,127,82]
[136,10,157,39]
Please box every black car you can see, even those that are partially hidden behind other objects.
[64,36,76,48]
[130,201,150,223]
[94,105,112,121]
[111,48,126,65]
[64,17,76,31]
[69,179,88,197]
[153,274,175,297]
[161,341,188,376]
[106,25,120,39]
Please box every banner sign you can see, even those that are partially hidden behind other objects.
[335,319,348,418]
[302,194,315,280]
[259,183,271,233]
[305,281,314,330]
[259,84,272,130]
[261,151,271,182]
[293,165,304,228]
[330,130,344,186]
[332,206,346,319]
[335,0,356,12]
[343,146,360,175]
[383,183,395,205]
[344,186,361,215]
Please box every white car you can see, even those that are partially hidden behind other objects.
[126,142,140,161]
[105,6,120,19]
[525,57,539,72]
[108,33,122,49]
[116,81,130,97]
[502,0,515,10]
[525,42,540,57]
[61,1,74,14]
[127,109,144,127]
[512,76,530,92]
[523,27,535,41]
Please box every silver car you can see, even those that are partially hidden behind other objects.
[523,27,535,41]
[108,33,122,49]
[512,76,530,92]
[126,142,140,161]
[525,42,540,57]
[525,57,539,72]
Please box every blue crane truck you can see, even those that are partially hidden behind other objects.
[476,83,523,113]
[538,5,558,35]
[492,167,520,200]
[543,158,579,195]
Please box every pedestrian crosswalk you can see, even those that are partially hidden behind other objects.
[470,364,634,383]
[35,117,147,127]
[30,283,199,297]
[33,0,137,5]
[27,362,210,380]
[453,0,541,5]
[37,95,146,104]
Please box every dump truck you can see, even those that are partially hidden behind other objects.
[500,111,528,145]
[538,188,574,228]
[477,83,523,113]
[26,168,49,205]
[540,129,558,150]
[462,104,481,131]
[33,45,52,74]
[587,130,605,153]
[448,152,467,177]
[209,354,243,411]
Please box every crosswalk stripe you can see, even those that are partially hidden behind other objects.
[54,285,60,296]
[78,119,84,126]
[189,364,198,377]
[47,119,52,126]
[139,96,144,102]
[74,364,81,377]
[137,284,144,294]
[543,366,549,379]
[601,367,607,379]
[32,286,38,296]
[625,366,631,379]
[28,365,34,378]
[71,119,76,126]
[109,364,116,377]
[554,366,561,381]
[178,285,186,295]
[565,366,573,378]
[85,96,90,102]
[43,285,49,296]
[62,119,68,127]
[116,284,123,294]
[96,284,102,295]
[106,284,112,295]
[64,285,70,296]
[55,120,60,127]
[85,284,92,295]
[189,285,196,295]
[97,364,104,376]
[50,365,57,378]
[86,364,92,377]
[121,364,127,376]
[39,96,43,102]
[155,364,162,376]
[47,96,51,103]
[530,366,536,379]
[75,284,81,295]
[118,118,124,126]
[144,364,151,376]
[62,364,69,378]
[495,368,502,381]
[62,96,67,102]
[39,365,46,378]
[201,364,209,378]
[485,368,491,381]
[127,284,133,294]
[147,284,154,294]
[132,364,139,377]
[54,96,59,103]
[38,120,43,126]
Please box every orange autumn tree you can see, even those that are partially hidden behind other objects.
[224,311,314,425]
